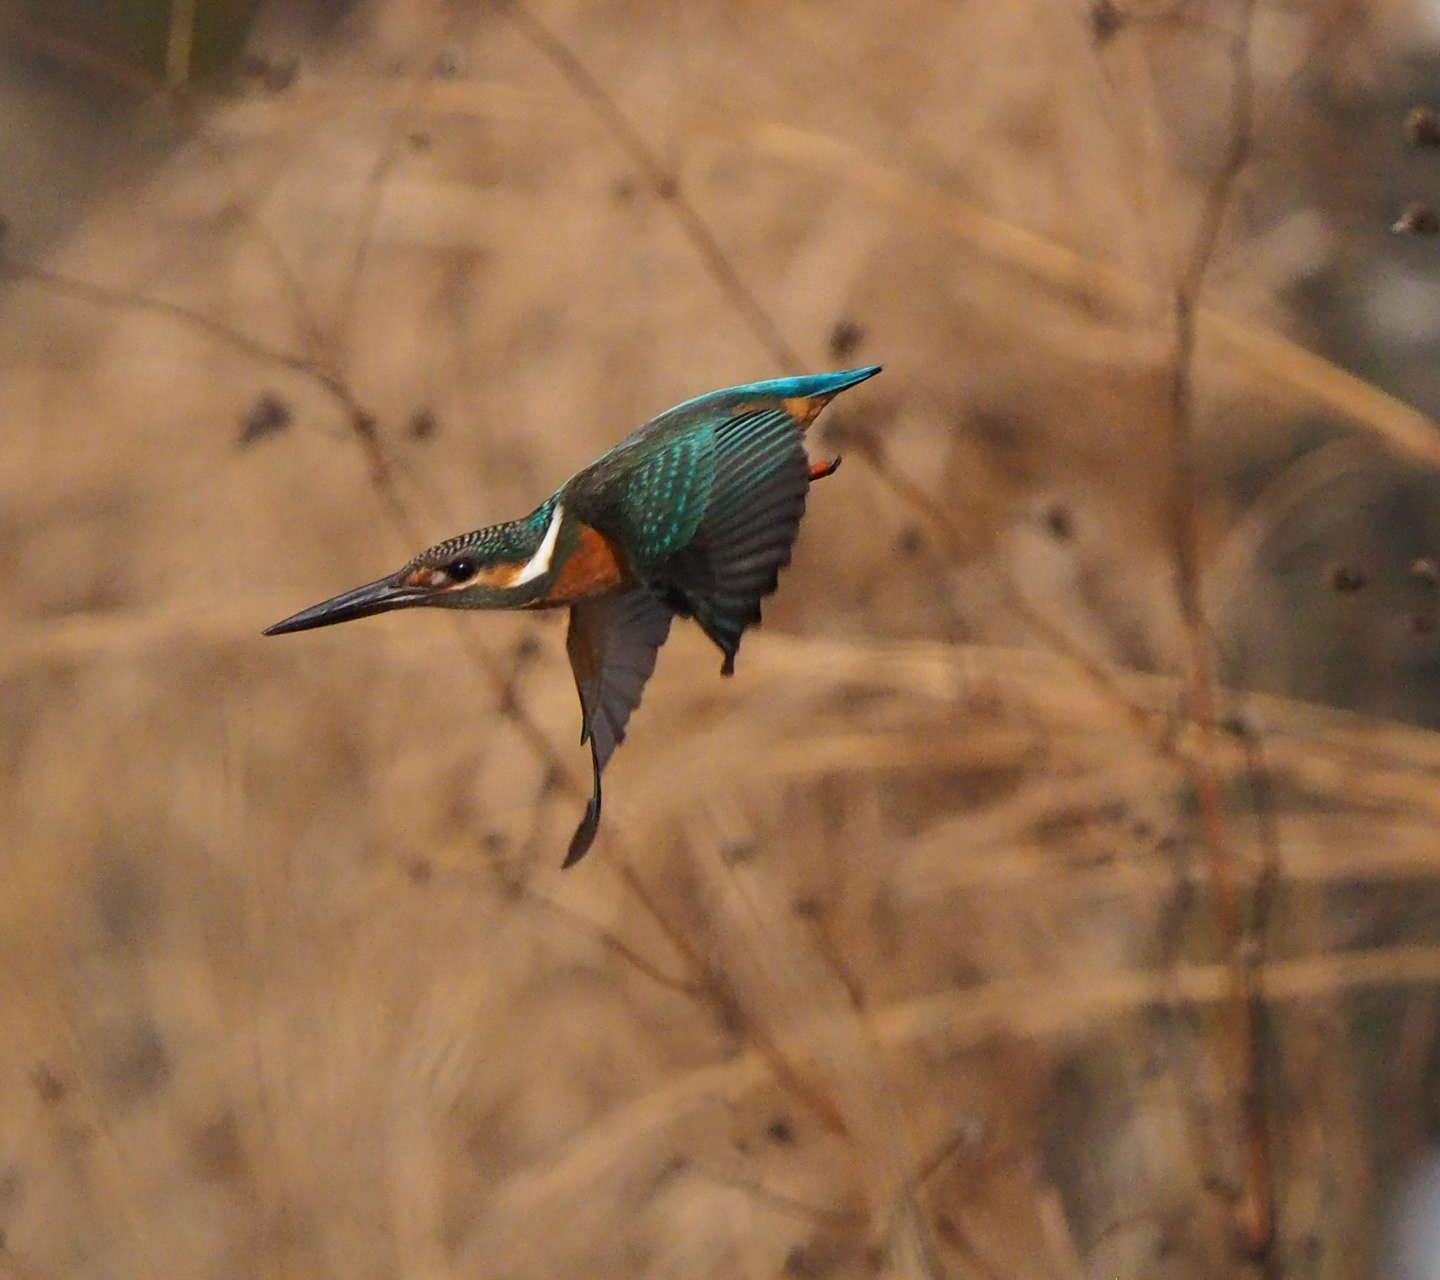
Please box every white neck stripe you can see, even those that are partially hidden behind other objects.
[513,501,564,586]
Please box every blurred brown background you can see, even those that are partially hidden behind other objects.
[8,1,1440,1276]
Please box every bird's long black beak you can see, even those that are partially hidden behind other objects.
[263,574,421,635]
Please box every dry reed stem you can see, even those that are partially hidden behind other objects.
[185,132,331,366]
[684,812,946,1277]
[0,5,1171,789]
[5,603,1437,1275]
[1162,0,1275,1261]
[491,0,1166,768]
[208,78,533,139]
[0,28,585,804]
[4,10,1426,1272]
[841,431,1170,748]
[474,935,1440,1247]
[615,862,851,1138]
[450,15,981,1216]
[1203,438,1371,634]
[330,52,452,380]
[746,117,1440,472]
[494,0,804,374]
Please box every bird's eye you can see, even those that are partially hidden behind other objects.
[445,558,478,583]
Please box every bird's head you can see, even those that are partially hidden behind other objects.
[264,500,568,635]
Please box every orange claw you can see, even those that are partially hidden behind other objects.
[808,456,842,481]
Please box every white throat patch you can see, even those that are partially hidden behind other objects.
[513,501,564,586]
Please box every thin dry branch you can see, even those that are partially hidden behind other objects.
[1235,713,1282,1259]
[747,118,1440,472]
[840,428,1170,748]
[466,848,701,997]
[481,0,1323,823]
[330,62,445,376]
[1162,1,1274,1263]
[495,0,804,373]
[185,127,331,364]
[474,938,1440,1254]
[0,253,399,496]
[690,1162,861,1227]
[0,59,584,804]
[882,1130,1018,1280]
[615,862,851,1137]
[486,3,1182,751]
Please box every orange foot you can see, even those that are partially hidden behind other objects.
[808,456,842,482]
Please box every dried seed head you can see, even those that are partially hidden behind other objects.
[1327,564,1368,593]
[238,392,291,446]
[32,1063,65,1104]
[1393,201,1440,236]
[828,318,865,361]
[1043,502,1074,542]
[766,1116,795,1144]
[1090,0,1125,44]
[434,47,465,79]
[721,839,756,866]
[1406,107,1440,148]
[1222,714,1254,742]
[239,53,297,94]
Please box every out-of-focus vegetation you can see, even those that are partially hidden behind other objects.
[11,0,269,82]
[7,1,1440,1277]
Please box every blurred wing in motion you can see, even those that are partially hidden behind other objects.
[562,585,674,866]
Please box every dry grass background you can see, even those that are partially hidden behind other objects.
[6,0,1440,1276]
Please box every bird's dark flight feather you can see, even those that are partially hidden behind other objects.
[563,585,674,866]
[650,407,809,674]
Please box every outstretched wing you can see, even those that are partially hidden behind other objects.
[653,407,810,675]
[562,585,674,867]
[569,371,877,682]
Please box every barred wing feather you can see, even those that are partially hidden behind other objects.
[562,585,674,866]
[653,408,809,674]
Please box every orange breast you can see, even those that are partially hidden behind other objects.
[543,522,629,604]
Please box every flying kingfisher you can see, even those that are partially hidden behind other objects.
[265,366,881,866]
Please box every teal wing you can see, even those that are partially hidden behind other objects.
[582,429,717,575]
[562,585,674,867]
[571,391,836,679]
[650,407,810,675]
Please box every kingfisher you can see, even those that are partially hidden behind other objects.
[265,366,881,866]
